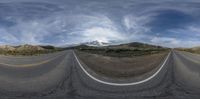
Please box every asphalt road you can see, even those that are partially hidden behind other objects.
[0,50,200,99]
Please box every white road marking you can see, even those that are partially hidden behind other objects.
[73,51,171,86]
[0,54,64,67]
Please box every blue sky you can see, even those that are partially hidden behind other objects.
[0,0,200,47]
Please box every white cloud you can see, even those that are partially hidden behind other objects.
[64,14,127,43]
[151,37,179,47]
[0,17,61,45]
[0,13,127,45]
[187,26,200,37]
[123,15,152,34]
[121,14,158,43]
[150,36,200,48]
[0,0,200,48]
[0,29,18,44]
[83,27,125,43]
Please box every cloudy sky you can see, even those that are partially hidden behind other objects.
[0,0,200,47]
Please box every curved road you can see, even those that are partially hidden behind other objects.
[0,50,199,99]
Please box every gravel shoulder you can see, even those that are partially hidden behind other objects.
[76,51,168,79]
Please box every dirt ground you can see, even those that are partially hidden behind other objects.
[76,51,168,78]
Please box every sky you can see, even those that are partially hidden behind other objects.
[0,0,200,47]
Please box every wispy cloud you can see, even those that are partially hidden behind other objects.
[0,0,200,47]
[123,15,152,34]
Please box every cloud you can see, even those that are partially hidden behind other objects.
[188,26,200,37]
[123,15,152,34]
[150,36,200,48]
[0,12,126,45]
[0,29,18,44]
[150,37,180,48]
[0,0,200,47]
[83,27,125,43]
[66,14,126,43]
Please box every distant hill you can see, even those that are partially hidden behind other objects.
[16,44,44,51]
[64,40,109,48]
[0,45,16,51]
[81,40,109,47]
[72,42,166,50]
[176,46,200,51]
[39,45,56,50]
[108,42,163,49]
[176,46,200,54]
[75,42,169,57]
[63,41,109,49]
[190,47,200,51]
[0,44,64,51]
[0,44,64,56]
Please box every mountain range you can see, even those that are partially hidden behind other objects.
[0,44,55,51]
[63,40,109,48]
[81,40,109,47]
[108,42,164,49]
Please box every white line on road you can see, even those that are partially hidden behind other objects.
[73,51,171,86]
[0,54,64,67]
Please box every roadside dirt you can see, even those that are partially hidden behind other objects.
[76,51,168,79]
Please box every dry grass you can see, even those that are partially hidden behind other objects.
[176,48,200,54]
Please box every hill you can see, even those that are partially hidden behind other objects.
[74,42,169,57]
[176,46,200,54]
[0,45,16,51]
[0,44,64,56]
[108,42,163,49]
[39,45,56,50]
[81,40,109,47]
[16,44,44,51]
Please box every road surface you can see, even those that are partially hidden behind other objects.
[0,50,200,99]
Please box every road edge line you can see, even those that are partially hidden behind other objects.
[0,54,64,67]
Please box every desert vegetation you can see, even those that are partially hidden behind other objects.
[176,47,200,54]
[0,45,64,56]
[75,42,169,57]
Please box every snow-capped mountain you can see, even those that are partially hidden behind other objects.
[61,41,110,48]
[81,40,109,47]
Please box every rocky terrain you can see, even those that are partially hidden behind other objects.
[0,44,63,56]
